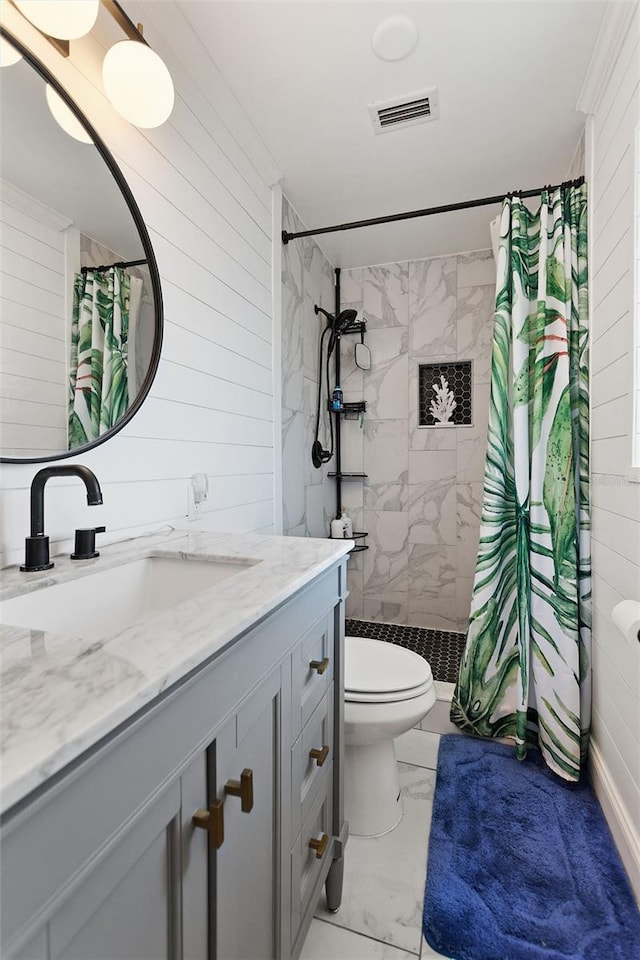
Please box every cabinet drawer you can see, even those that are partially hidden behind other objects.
[291,686,334,840]
[291,613,334,739]
[290,772,332,943]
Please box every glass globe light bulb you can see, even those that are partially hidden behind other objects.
[45,84,93,144]
[102,40,174,129]
[0,37,23,67]
[14,1,99,41]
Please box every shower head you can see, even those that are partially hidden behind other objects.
[314,305,358,331]
[336,308,358,331]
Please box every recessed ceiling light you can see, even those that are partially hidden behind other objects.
[372,15,419,62]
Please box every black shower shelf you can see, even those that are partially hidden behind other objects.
[328,472,368,480]
[342,401,366,416]
[328,401,367,416]
[341,321,367,336]
[351,531,368,540]
[349,544,369,554]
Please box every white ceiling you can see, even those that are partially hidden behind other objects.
[182,0,605,268]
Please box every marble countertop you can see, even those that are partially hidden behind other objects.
[0,530,351,816]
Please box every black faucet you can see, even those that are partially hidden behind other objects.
[21,465,103,572]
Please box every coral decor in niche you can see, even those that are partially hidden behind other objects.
[419,361,472,427]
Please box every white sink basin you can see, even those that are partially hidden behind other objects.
[2,555,256,642]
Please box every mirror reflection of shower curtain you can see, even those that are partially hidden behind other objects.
[68,266,131,449]
[126,275,144,400]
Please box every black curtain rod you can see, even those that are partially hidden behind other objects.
[281,176,585,245]
[81,258,148,273]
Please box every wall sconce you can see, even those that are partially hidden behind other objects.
[10,0,175,128]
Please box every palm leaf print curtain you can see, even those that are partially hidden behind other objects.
[451,184,590,782]
[69,267,130,449]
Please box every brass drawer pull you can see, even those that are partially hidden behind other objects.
[308,832,329,860]
[192,799,224,849]
[309,744,330,767]
[224,768,254,813]
[310,657,330,675]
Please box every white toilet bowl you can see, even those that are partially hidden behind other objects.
[344,636,436,837]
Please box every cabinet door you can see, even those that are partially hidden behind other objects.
[50,783,183,960]
[214,667,282,960]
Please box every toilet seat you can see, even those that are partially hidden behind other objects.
[344,636,433,704]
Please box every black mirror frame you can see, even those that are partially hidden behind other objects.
[0,27,164,464]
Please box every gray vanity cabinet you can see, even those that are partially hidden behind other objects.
[50,781,184,960]
[212,666,283,960]
[1,562,346,960]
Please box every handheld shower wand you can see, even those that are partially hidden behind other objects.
[311,305,358,468]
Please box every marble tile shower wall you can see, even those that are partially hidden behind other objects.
[281,197,337,536]
[340,251,495,631]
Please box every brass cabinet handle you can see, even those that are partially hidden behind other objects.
[192,799,224,849]
[224,768,254,813]
[309,657,330,675]
[309,744,330,767]
[308,833,329,860]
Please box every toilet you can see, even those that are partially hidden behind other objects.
[344,636,436,837]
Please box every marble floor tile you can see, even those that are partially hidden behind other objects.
[316,763,436,955]
[419,699,461,737]
[395,729,441,770]
[420,934,451,959]
[434,681,456,700]
[300,919,419,960]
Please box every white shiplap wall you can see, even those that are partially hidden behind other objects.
[0,185,70,457]
[0,2,281,565]
[580,1,640,898]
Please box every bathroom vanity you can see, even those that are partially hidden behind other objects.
[0,531,350,960]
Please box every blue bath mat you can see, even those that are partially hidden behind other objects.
[423,735,640,960]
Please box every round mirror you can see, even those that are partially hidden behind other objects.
[0,30,163,463]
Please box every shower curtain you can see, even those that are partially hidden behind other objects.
[451,183,590,782]
[68,266,137,449]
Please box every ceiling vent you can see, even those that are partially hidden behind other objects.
[368,87,439,135]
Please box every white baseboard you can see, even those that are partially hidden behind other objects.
[589,739,640,904]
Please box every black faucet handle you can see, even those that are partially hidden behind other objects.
[71,526,106,561]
